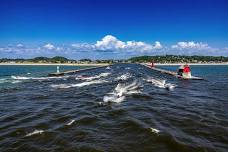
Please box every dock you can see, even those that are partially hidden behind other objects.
[48,65,110,76]
[141,63,204,80]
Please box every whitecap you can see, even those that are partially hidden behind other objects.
[145,78,176,90]
[11,80,22,84]
[150,127,160,134]
[66,119,75,126]
[75,72,111,81]
[51,79,108,89]
[103,81,141,103]
[115,73,132,81]
[103,95,126,103]
[25,130,44,137]
[0,78,9,84]
[11,75,69,80]
[106,66,111,70]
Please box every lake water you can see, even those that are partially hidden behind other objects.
[0,64,227,152]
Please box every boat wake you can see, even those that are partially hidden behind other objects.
[103,80,142,103]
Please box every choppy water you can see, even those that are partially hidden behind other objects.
[0,64,227,152]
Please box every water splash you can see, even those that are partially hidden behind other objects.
[115,73,132,81]
[103,81,142,103]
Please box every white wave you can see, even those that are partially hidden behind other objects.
[27,73,31,75]
[11,76,30,80]
[125,67,131,70]
[145,78,176,90]
[75,72,111,81]
[103,81,141,103]
[0,78,9,84]
[25,130,44,137]
[106,66,111,70]
[103,95,126,103]
[115,73,132,81]
[66,119,75,126]
[11,75,68,80]
[11,80,22,84]
[150,127,160,134]
[51,79,108,89]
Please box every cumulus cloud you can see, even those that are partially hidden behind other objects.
[171,41,210,50]
[0,35,227,59]
[93,35,162,52]
[16,44,24,47]
[43,43,55,50]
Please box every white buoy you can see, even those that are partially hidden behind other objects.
[57,66,60,73]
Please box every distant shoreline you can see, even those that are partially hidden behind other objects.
[0,62,228,66]
[0,63,110,66]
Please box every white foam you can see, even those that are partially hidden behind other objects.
[11,75,68,80]
[51,79,108,89]
[106,66,111,70]
[145,78,176,90]
[115,73,132,81]
[0,78,9,84]
[103,95,126,103]
[25,130,44,137]
[75,72,111,81]
[103,81,141,103]
[11,80,22,84]
[66,119,75,126]
[150,127,160,134]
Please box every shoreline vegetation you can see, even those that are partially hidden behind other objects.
[0,55,228,65]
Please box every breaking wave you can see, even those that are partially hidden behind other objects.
[103,81,142,103]
[115,73,132,81]
[145,77,177,90]
[11,75,68,80]
[25,130,44,137]
[75,72,111,81]
[51,79,108,89]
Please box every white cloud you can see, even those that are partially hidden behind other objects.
[16,44,24,47]
[93,35,162,52]
[171,41,210,50]
[43,43,55,50]
[1,35,227,59]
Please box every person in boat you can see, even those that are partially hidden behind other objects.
[177,64,192,78]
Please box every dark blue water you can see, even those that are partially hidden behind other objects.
[0,64,227,152]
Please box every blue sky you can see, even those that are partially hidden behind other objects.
[0,0,228,59]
